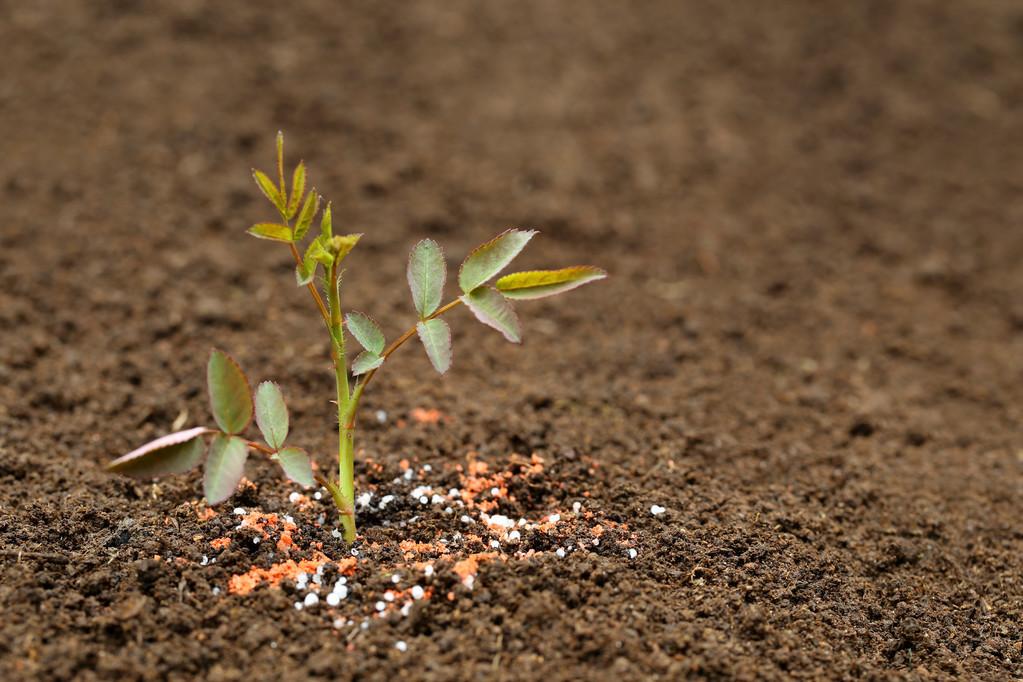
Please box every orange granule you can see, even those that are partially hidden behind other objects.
[591,524,605,537]
[228,554,356,595]
[211,537,232,550]
[196,507,217,522]
[410,407,444,424]
[399,458,411,471]
[399,540,446,559]
[452,552,500,588]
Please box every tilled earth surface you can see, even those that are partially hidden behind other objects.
[2,1,1022,680]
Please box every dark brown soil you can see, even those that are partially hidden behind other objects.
[2,1,1023,680]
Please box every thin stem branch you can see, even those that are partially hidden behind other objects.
[344,298,463,428]
[288,242,331,327]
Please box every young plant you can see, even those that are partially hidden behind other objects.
[108,133,606,543]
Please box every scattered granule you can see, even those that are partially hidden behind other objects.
[228,553,355,595]
[451,552,500,590]
[276,532,294,552]
[591,524,605,537]
[196,507,217,522]
[410,407,444,424]
[399,458,411,471]
[211,537,232,550]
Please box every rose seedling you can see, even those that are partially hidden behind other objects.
[108,133,606,543]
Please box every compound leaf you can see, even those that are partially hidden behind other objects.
[345,312,385,355]
[203,434,249,505]
[254,381,288,450]
[496,266,607,300]
[416,318,452,374]
[287,161,306,219]
[107,427,210,479]
[294,191,320,241]
[207,350,253,435]
[253,169,285,215]
[458,229,536,294]
[407,239,446,318]
[274,446,315,488]
[351,351,384,376]
[461,286,522,343]
[247,222,293,243]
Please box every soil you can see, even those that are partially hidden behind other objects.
[2,1,1022,680]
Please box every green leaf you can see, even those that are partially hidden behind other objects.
[107,427,210,479]
[253,169,285,214]
[496,266,607,300]
[460,286,522,343]
[275,131,286,190]
[203,434,249,505]
[254,381,288,450]
[294,191,320,241]
[459,229,537,294]
[274,446,315,488]
[345,311,385,355]
[296,237,334,286]
[247,222,293,243]
[407,239,446,318]
[296,260,315,286]
[351,351,384,376]
[416,318,452,374]
[330,233,362,262]
[287,161,306,219]
[320,202,333,239]
[207,350,253,435]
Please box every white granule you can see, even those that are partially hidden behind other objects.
[444,507,453,514]
[351,548,359,557]
[650,505,666,516]
[490,540,500,549]
[375,410,387,423]
[508,530,521,542]
[486,514,515,530]
[333,585,349,600]
[304,592,319,607]
[379,495,395,508]
[395,641,408,652]
[326,592,341,607]
[555,548,566,558]
[422,464,432,472]
[252,537,260,545]
[424,565,434,577]
[593,538,600,546]
[200,555,209,566]
[375,601,386,612]
[294,602,303,611]
[356,492,373,507]
[384,591,395,602]
[401,602,412,617]
[518,518,527,526]
[312,573,322,585]
[572,502,582,513]
[628,548,638,559]
[490,487,500,496]
[289,492,301,504]
[333,618,345,629]
[211,587,221,596]
[284,515,295,525]
[233,507,246,515]
[403,468,414,480]
[331,528,343,539]
[314,491,322,501]
[411,585,425,600]
[410,486,431,499]
[448,488,459,497]
[419,496,428,504]
[460,515,473,524]
[548,514,561,523]
[431,494,445,505]
[391,574,401,584]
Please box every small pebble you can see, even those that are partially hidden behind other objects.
[289,492,301,504]
[379,495,395,508]
[424,565,434,577]
[294,602,303,611]
[411,585,425,600]
[314,491,322,501]
[508,530,521,542]
[548,514,561,523]
[628,548,638,559]
[593,538,600,546]
[233,507,246,515]
[650,505,666,516]
[403,469,414,481]
[555,548,566,558]
[572,502,582,513]
[490,487,500,496]
[375,601,386,612]
[333,585,349,600]
[326,592,341,607]
[490,540,501,548]
[384,591,396,602]
[331,528,344,539]
[356,492,373,507]
[304,593,319,607]
[419,496,429,504]
[391,574,401,584]
[422,464,432,472]
[395,641,408,652]
[351,548,359,557]
[460,515,473,524]
[252,537,260,545]
[375,410,387,423]
[333,618,345,629]
[212,587,221,596]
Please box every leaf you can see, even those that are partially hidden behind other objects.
[407,239,446,318]
[287,161,306,219]
[460,286,522,343]
[107,427,210,479]
[247,222,293,242]
[296,260,315,286]
[345,312,385,355]
[254,381,288,450]
[416,318,452,374]
[207,350,253,435]
[351,351,384,376]
[331,233,362,262]
[275,131,285,190]
[274,446,315,488]
[320,201,333,239]
[296,238,334,286]
[294,191,320,241]
[459,229,537,294]
[253,169,285,214]
[203,434,249,505]
[496,266,607,300]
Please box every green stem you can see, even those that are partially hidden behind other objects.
[325,258,356,543]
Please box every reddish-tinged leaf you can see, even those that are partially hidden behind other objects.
[458,229,536,294]
[203,434,249,505]
[416,318,452,374]
[495,266,607,300]
[254,381,288,450]
[274,446,316,487]
[207,350,253,435]
[460,286,521,343]
[107,427,210,479]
